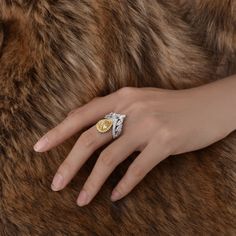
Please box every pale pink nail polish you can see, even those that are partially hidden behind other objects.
[33,136,48,152]
[51,173,64,191]
[77,190,89,206]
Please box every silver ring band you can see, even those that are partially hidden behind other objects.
[104,112,126,139]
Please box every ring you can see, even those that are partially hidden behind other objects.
[96,112,126,139]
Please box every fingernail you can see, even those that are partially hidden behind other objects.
[77,190,89,206]
[51,173,64,191]
[111,190,121,201]
[33,135,48,152]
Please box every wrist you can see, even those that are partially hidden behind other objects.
[186,75,236,134]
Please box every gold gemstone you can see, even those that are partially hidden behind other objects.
[96,118,113,133]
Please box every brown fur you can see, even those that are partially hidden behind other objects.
[0,0,236,235]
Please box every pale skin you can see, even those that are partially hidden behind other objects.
[33,74,236,207]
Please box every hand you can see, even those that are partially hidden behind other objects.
[33,83,236,207]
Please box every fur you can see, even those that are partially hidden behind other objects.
[0,0,236,235]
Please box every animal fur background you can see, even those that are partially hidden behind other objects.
[0,0,236,235]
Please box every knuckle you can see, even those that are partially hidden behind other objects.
[158,125,175,154]
[83,177,98,193]
[130,101,146,113]
[49,126,63,140]
[79,129,97,149]
[58,159,72,174]
[160,125,173,142]
[143,115,158,130]
[128,163,144,179]
[91,96,100,103]
[160,124,171,138]
[99,149,116,168]
[117,86,137,99]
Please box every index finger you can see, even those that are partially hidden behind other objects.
[33,93,116,152]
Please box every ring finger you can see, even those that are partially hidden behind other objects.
[51,123,113,191]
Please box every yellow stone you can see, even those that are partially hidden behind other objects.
[96,118,113,133]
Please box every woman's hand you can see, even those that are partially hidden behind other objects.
[33,76,236,207]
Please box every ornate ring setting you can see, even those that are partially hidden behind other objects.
[96,112,126,139]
